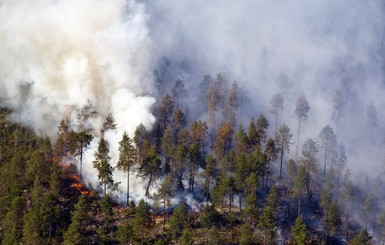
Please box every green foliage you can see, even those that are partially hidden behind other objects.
[291,215,307,245]
[276,124,293,178]
[63,195,89,245]
[117,131,136,205]
[201,204,220,228]
[137,143,162,196]
[239,223,254,245]
[93,137,118,195]
[267,185,279,212]
[168,202,189,239]
[116,220,134,244]
[350,229,373,245]
[180,229,194,245]
[244,193,258,223]
[326,202,341,235]
[1,196,24,245]
[294,164,307,216]
[208,225,221,245]
[134,199,152,243]
[258,205,276,244]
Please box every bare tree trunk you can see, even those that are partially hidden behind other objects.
[296,118,301,160]
[239,193,242,213]
[280,145,284,179]
[126,169,130,206]
[80,141,83,181]
[145,173,153,196]
[298,194,301,218]
[323,147,327,178]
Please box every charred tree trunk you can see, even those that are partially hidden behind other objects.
[145,173,153,196]
[280,145,284,179]
[296,118,301,160]
[126,168,130,206]
[323,147,327,178]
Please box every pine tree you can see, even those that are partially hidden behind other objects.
[294,94,310,160]
[326,202,341,236]
[264,138,278,188]
[286,159,297,217]
[258,205,276,245]
[301,138,318,199]
[225,81,240,126]
[275,124,293,178]
[201,155,217,201]
[93,137,117,195]
[102,113,117,133]
[133,199,152,244]
[180,229,194,245]
[117,131,136,205]
[201,204,220,228]
[168,202,190,239]
[171,79,186,109]
[137,144,162,196]
[255,113,269,147]
[71,130,93,181]
[208,225,221,245]
[318,125,337,178]
[239,223,254,245]
[269,93,284,133]
[63,195,89,245]
[350,229,373,245]
[155,175,174,230]
[116,220,134,244]
[291,215,307,245]
[213,122,233,160]
[1,196,24,244]
[294,165,307,217]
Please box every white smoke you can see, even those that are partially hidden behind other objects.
[0,0,155,199]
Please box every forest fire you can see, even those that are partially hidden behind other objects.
[70,176,95,197]
[51,155,95,197]
[70,174,95,197]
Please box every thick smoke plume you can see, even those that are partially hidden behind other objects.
[2,0,385,222]
[0,0,156,198]
[0,0,155,136]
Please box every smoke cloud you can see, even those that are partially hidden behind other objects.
[147,0,385,179]
[0,0,155,136]
[0,0,156,199]
[1,0,385,220]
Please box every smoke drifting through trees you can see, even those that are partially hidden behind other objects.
[1,0,385,240]
[148,0,385,179]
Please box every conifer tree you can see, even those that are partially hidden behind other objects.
[168,202,189,239]
[351,229,373,245]
[239,223,254,245]
[134,199,152,244]
[102,113,117,133]
[275,124,293,178]
[63,195,89,245]
[294,165,307,217]
[137,144,162,196]
[318,125,337,178]
[301,138,318,198]
[294,94,310,159]
[269,93,284,133]
[155,174,174,230]
[208,226,221,245]
[117,131,136,205]
[181,229,194,245]
[258,205,276,245]
[291,215,307,245]
[93,137,117,195]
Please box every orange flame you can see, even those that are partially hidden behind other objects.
[71,174,94,196]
